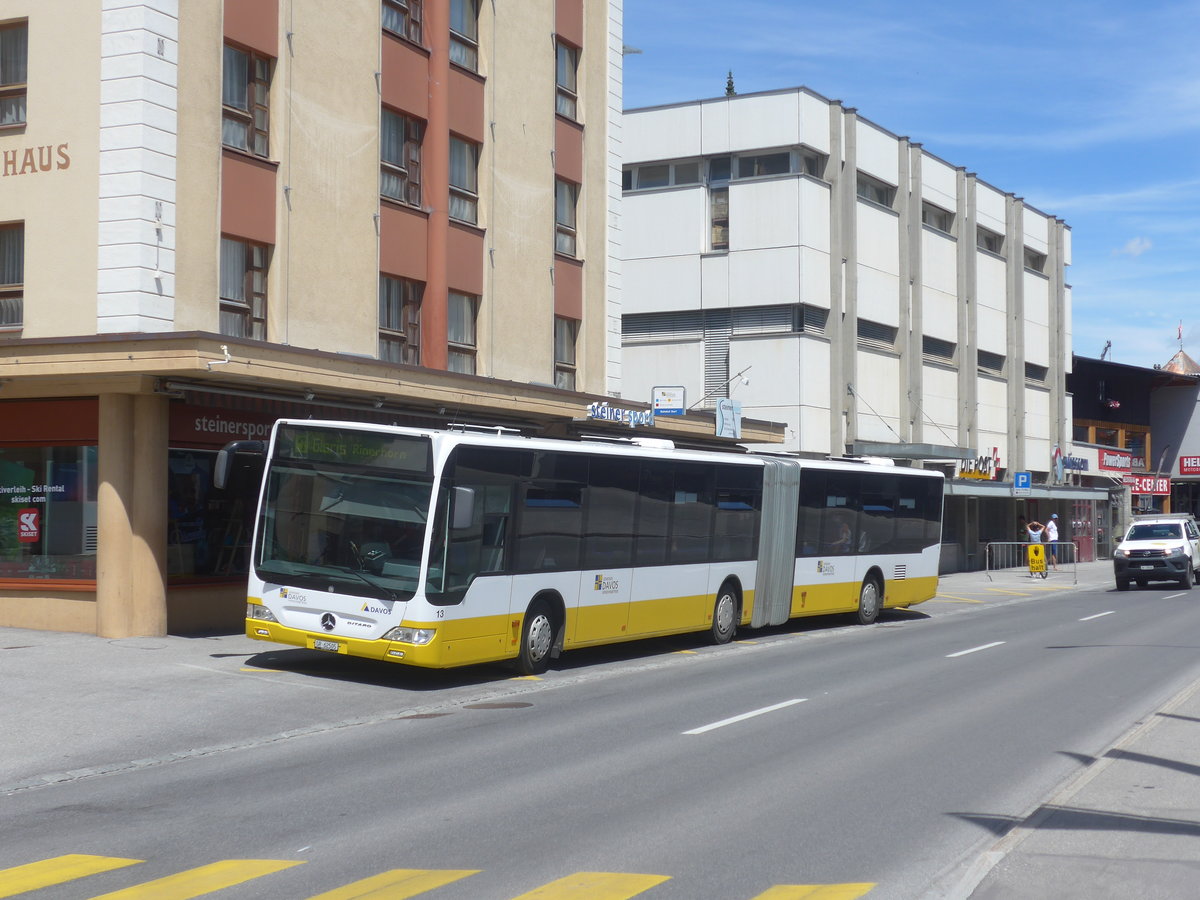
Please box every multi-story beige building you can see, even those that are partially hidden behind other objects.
[0,0,776,637]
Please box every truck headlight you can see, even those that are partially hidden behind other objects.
[382,626,435,645]
[1114,549,1128,558]
[247,603,278,623]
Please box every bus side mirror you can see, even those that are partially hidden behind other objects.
[214,440,266,489]
[451,486,475,530]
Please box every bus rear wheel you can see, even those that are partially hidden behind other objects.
[711,585,738,644]
[516,600,556,675]
[856,576,882,625]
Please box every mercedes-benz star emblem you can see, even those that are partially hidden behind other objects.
[320,613,336,632]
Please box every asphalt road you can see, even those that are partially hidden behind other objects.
[4,571,1200,899]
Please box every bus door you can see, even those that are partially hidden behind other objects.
[628,461,713,635]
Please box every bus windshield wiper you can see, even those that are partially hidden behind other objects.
[329,566,400,602]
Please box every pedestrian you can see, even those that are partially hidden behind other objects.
[1017,515,1028,542]
[1025,519,1048,578]
[1045,513,1060,570]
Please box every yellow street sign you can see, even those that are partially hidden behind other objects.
[1027,543,1046,574]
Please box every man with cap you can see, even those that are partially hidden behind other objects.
[1045,513,1060,570]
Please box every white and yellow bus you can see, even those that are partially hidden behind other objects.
[220,419,943,674]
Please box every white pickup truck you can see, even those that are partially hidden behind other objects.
[1113,514,1200,590]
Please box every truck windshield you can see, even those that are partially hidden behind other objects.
[256,461,433,601]
[1127,523,1183,541]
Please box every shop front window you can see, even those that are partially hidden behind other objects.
[0,446,98,581]
[168,449,259,581]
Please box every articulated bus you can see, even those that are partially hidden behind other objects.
[220,419,943,674]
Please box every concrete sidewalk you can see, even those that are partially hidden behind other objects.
[937,558,1200,898]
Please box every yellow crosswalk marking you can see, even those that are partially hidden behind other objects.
[751,884,876,899]
[87,859,302,899]
[305,868,479,899]
[0,855,141,898]
[512,871,670,899]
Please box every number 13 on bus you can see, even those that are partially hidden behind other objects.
[217,420,944,674]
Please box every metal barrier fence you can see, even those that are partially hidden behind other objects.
[984,541,1079,584]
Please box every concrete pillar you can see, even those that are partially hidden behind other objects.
[422,0,451,369]
[96,393,168,637]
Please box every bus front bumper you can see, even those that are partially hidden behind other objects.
[245,620,441,666]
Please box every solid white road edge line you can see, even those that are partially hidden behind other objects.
[683,698,808,735]
[945,641,1006,658]
[1079,611,1115,621]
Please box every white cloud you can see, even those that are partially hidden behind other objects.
[1115,237,1153,257]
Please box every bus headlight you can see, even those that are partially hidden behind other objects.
[382,626,436,645]
[247,603,278,623]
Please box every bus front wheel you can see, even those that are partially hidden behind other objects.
[711,585,738,644]
[856,576,882,625]
[516,600,556,675]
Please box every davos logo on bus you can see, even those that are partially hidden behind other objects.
[279,587,308,603]
[361,603,391,614]
[594,574,620,593]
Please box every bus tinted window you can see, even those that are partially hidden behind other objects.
[798,468,940,556]
[582,455,637,569]
[670,463,715,564]
[713,464,761,561]
[635,460,672,566]
[515,451,587,571]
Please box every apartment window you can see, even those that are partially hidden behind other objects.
[709,156,732,183]
[382,0,422,43]
[922,202,954,234]
[977,226,1004,255]
[381,108,423,206]
[379,274,422,364]
[737,152,790,179]
[0,222,23,327]
[554,316,578,390]
[1025,362,1048,382]
[624,160,702,191]
[449,0,479,70]
[448,291,478,374]
[636,164,670,189]
[856,173,896,209]
[0,21,28,127]
[710,187,729,251]
[922,335,956,363]
[222,45,270,157]
[555,178,578,256]
[449,137,479,224]
[674,161,701,184]
[798,148,827,178]
[555,41,579,120]
[219,237,268,339]
[857,318,898,350]
[977,350,1006,375]
[1023,247,1047,273]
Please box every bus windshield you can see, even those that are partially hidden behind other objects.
[255,436,434,601]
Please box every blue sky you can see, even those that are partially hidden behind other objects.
[622,0,1200,370]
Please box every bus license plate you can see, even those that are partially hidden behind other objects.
[313,639,340,652]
